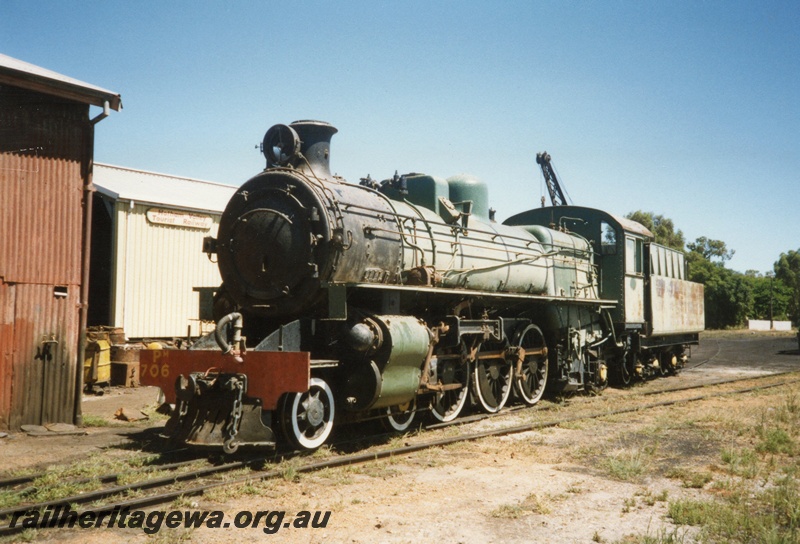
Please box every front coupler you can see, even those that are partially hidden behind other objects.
[165,372,275,453]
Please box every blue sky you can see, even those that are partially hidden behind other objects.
[3,1,798,273]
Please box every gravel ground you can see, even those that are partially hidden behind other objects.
[2,330,798,543]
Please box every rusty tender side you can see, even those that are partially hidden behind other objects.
[140,121,704,452]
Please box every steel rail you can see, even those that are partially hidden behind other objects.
[0,457,272,522]
[1,372,798,537]
[0,367,779,492]
[0,368,790,494]
[683,338,722,371]
[0,457,210,496]
[425,369,800,431]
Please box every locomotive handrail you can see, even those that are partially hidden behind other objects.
[336,281,618,306]
[356,223,589,267]
[441,252,559,277]
[350,223,592,282]
[401,199,438,269]
[400,223,428,269]
[337,200,570,249]
[335,198,596,267]
[350,179,409,275]
[443,227,462,273]
[295,168,349,274]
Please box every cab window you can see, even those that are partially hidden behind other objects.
[625,237,643,275]
[601,221,617,255]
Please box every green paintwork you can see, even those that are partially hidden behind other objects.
[446,174,490,219]
[504,205,653,325]
[372,315,431,409]
[381,173,450,216]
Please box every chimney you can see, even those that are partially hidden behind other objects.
[263,120,338,179]
[290,120,338,179]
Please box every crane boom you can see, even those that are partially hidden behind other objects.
[536,151,568,207]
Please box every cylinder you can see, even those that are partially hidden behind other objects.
[373,315,431,408]
[342,315,432,411]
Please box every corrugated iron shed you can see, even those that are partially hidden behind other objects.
[91,164,237,339]
[0,54,119,430]
[0,53,121,111]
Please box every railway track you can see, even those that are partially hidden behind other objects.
[1,370,798,537]
[683,338,722,370]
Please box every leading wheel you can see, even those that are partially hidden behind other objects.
[280,376,335,450]
[383,400,417,433]
[473,344,513,413]
[512,325,549,406]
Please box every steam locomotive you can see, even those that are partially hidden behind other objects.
[140,120,705,452]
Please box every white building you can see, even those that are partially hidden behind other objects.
[89,164,237,339]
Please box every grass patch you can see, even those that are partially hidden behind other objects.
[683,472,713,489]
[558,419,586,430]
[0,451,218,510]
[603,450,649,482]
[666,431,800,542]
[281,465,299,482]
[665,467,713,489]
[756,426,794,455]
[9,528,40,542]
[622,497,637,514]
[490,503,528,519]
[668,498,721,527]
[521,493,551,514]
[0,489,24,510]
[720,447,759,478]
[622,385,800,543]
[753,391,800,456]
[202,478,281,503]
[636,488,669,506]
[667,477,800,543]
[80,414,112,427]
[566,482,585,494]
[490,493,550,518]
[616,526,690,543]
[140,403,170,423]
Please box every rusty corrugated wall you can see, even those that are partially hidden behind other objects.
[0,281,13,425]
[0,83,89,429]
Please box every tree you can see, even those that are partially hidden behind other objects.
[686,236,735,263]
[775,249,800,325]
[743,273,792,322]
[625,211,685,250]
[688,256,750,328]
[685,236,752,329]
